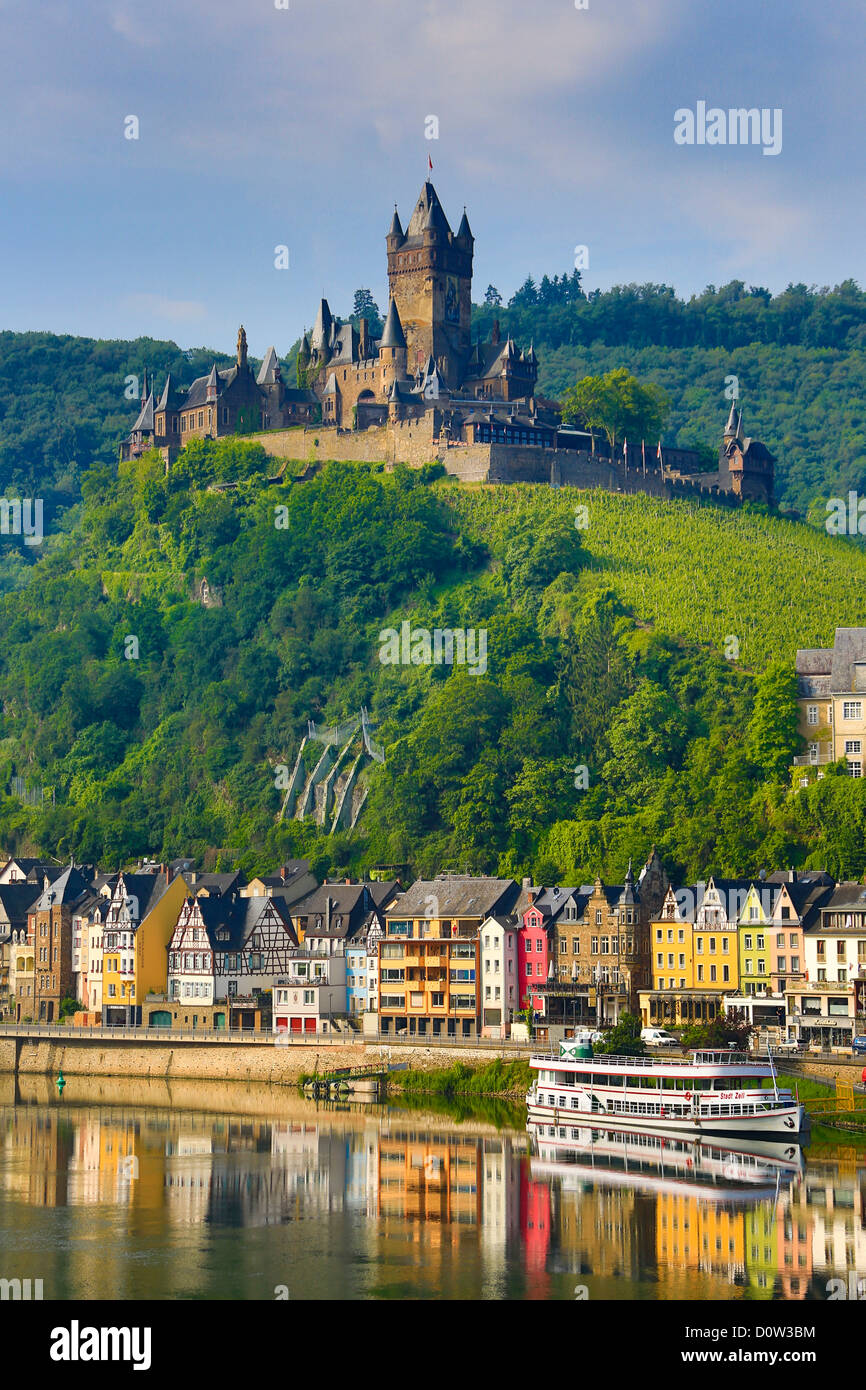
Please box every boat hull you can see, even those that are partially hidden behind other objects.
[527,1099,809,1141]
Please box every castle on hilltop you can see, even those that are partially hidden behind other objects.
[121,180,774,507]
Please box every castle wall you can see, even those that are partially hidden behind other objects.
[248,426,746,507]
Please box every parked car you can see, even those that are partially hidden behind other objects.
[852,1036,866,1056]
[640,1027,678,1047]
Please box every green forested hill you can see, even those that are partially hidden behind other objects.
[2,439,866,885]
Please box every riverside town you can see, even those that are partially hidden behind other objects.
[4,0,866,1330]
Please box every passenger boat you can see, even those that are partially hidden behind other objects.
[526,1046,809,1139]
[528,1123,805,1203]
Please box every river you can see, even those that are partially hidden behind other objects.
[0,1073,862,1301]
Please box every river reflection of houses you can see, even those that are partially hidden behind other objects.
[2,1096,866,1300]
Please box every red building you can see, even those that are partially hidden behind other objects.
[519,897,551,1014]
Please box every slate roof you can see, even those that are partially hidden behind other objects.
[256,346,281,385]
[298,881,400,939]
[33,865,91,911]
[380,298,407,350]
[0,881,43,934]
[184,367,236,410]
[388,876,519,920]
[131,392,155,433]
[404,181,452,241]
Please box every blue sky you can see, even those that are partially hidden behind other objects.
[1,0,863,357]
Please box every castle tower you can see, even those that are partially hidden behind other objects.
[379,297,407,387]
[386,182,473,389]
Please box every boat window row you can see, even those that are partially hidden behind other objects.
[536,1070,763,1091]
[539,1093,785,1116]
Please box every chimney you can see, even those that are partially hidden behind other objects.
[359,318,370,360]
[280,866,287,883]
[522,877,532,889]
[162,862,169,884]
[345,878,351,886]
[527,891,536,906]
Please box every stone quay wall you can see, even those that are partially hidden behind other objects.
[0,1035,530,1084]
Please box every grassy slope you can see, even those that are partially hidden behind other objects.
[439,482,866,668]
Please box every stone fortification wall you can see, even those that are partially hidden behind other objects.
[247,424,742,505]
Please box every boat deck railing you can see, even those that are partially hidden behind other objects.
[532,1050,755,1068]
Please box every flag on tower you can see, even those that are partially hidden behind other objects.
[428,154,433,173]
[657,440,663,470]
[623,437,628,474]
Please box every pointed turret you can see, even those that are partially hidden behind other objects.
[388,206,404,240]
[206,363,219,401]
[380,297,407,350]
[256,345,281,385]
[311,299,333,356]
[724,400,738,437]
[299,332,311,361]
[456,208,473,242]
[155,373,176,412]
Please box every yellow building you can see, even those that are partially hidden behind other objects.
[640,880,740,1027]
[794,628,866,785]
[656,1193,746,1280]
[101,870,190,1026]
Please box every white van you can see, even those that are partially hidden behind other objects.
[641,1027,678,1047]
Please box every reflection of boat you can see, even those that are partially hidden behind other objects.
[527,1047,809,1138]
[528,1121,804,1202]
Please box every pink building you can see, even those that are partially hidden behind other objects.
[519,896,551,1014]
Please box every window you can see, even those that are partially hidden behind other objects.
[757,959,766,974]
[723,965,730,982]
[817,940,826,958]
[848,762,862,778]
[791,956,800,972]
[678,929,684,943]
[807,704,819,725]
[591,936,598,953]
[843,701,863,720]
[817,968,827,982]
[303,990,314,1005]
[744,934,752,950]
[667,929,673,943]
[697,964,704,982]
[559,940,567,955]
[722,937,729,953]
[667,953,674,967]
[776,932,785,947]
[745,959,753,974]
[656,928,662,941]
[536,963,543,975]
[710,964,717,982]
[595,910,602,925]
[657,953,663,966]
[572,940,579,954]
[777,957,786,973]
[846,740,862,755]
[756,934,765,950]
[600,937,609,954]
[837,940,846,957]
[678,954,685,968]
[709,937,716,953]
